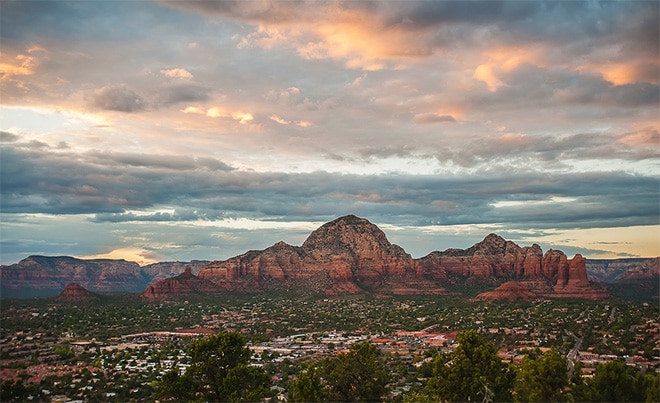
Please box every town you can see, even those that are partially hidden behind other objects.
[1,294,658,401]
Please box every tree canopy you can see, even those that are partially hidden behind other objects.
[155,331,269,402]
[514,348,568,402]
[289,341,390,402]
[428,329,515,402]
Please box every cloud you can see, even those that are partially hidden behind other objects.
[413,113,456,124]
[157,84,210,106]
[91,85,145,112]
[270,114,312,127]
[0,131,20,142]
[183,105,254,124]
[1,142,657,233]
[160,67,193,79]
[270,114,289,125]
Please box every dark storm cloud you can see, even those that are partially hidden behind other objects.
[395,0,540,26]
[156,84,210,107]
[2,143,657,231]
[91,85,145,112]
[0,131,19,142]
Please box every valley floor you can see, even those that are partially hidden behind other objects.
[1,294,658,401]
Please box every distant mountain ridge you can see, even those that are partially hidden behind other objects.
[1,215,657,299]
[0,257,209,298]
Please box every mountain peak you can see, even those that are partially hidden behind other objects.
[464,233,514,256]
[302,215,391,253]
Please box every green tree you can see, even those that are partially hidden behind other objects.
[154,369,197,402]
[567,361,591,402]
[289,365,329,402]
[290,342,389,402]
[636,372,660,403]
[514,348,568,402]
[588,361,638,402]
[428,329,514,402]
[324,342,390,402]
[156,331,269,402]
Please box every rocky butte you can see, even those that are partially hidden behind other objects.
[55,283,101,302]
[146,215,610,300]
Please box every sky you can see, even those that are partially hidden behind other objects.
[1,0,658,265]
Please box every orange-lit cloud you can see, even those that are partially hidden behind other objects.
[235,9,431,70]
[618,128,659,146]
[81,247,161,265]
[473,47,542,91]
[0,46,46,79]
[160,67,193,79]
[182,105,254,124]
[270,114,313,127]
[270,114,288,125]
[498,132,531,146]
[578,62,659,85]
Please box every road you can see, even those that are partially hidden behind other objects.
[565,329,583,377]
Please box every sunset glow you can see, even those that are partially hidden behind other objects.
[1,0,658,265]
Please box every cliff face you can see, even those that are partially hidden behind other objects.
[1,256,145,297]
[619,257,659,281]
[2,215,626,299]
[143,267,225,299]
[417,234,543,282]
[198,216,422,295]
[0,257,209,297]
[194,216,609,299]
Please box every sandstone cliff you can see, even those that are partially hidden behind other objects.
[0,256,209,297]
[193,216,609,299]
[1,256,144,297]
[198,215,430,295]
[2,215,633,299]
[143,267,225,299]
[56,283,101,302]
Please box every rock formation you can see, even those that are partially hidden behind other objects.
[1,256,144,297]
[475,254,609,301]
[2,215,627,300]
[417,234,548,283]
[0,257,209,297]
[142,267,224,299]
[473,281,537,302]
[198,215,429,295]
[194,216,609,299]
[619,257,659,281]
[56,283,101,302]
[586,258,652,283]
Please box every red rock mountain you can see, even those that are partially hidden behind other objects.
[1,216,624,300]
[197,215,433,295]
[143,267,224,299]
[181,215,608,299]
[56,283,101,302]
[619,257,659,281]
[0,257,209,298]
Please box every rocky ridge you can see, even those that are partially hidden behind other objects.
[191,215,609,299]
[0,257,209,298]
[197,216,438,295]
[143,267,224,299]
[3,215,652,300]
